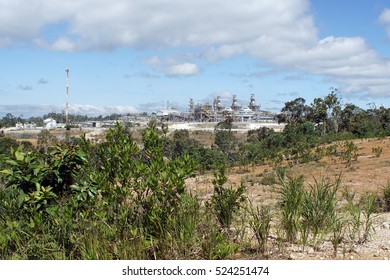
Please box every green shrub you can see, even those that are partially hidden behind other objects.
[210,165,246,229]
[372,147,383,158]
[339,141,359,166]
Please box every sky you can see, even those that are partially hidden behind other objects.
[1,0,390,117]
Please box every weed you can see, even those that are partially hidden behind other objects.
[329,214,346,258]
[383,182,390,212]
[260,172,277,186]
[372,147,383,158]
[300,176,340,250]
[247,201,272,255]
[358,193,378,244]
[276,175,304,243]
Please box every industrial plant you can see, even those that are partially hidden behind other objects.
[155,94,276,123]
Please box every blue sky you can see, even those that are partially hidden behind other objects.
[1,0,390,117]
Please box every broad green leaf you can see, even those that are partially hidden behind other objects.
[15,150,24,161]
[17,191,26,206]
[0,169,13,175]
[5,159,17,166]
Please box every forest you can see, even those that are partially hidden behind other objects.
[1,92,390,259]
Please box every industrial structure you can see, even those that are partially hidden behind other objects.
[65,68,70,127]
[155,94,276,122]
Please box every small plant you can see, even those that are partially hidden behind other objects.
[247,202,272,255]
[210,165,246,229]
[199,206,238,260]
[260,172,277,186]
[339,141,358,166]
[325,144,338,157]
[372,147,383,158]
[383,182,390,212]
[276,175,304,243]
[342,187,362,244]
[358,193,378,244]
[300,176,340,250]
[329,213,346,258]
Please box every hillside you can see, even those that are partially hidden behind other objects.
[186,136,390,260]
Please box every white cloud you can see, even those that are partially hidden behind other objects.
[0,0,316,50]
[379,8,390,39]
[167,63,199,76]
[0,104,138,118]
[1,1,390,98]
[51,37,76,52]
[143,55,200,77]
[69,104,138,115]
[379,8,390,24]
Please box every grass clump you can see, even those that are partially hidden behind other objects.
[276,174,304,243]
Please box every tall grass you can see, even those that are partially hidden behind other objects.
[247,202,272,255]
[300,176,340,250]
[276,174,304,243]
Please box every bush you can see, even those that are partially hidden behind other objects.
[372,147,383,158]
[210,165,246,229]
[384,182,390,212]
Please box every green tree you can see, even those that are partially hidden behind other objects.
[214,130,238,165]
[277,97,309,124]
[1,113,17,127]
[324,89,341,133]
[307,97,327,135]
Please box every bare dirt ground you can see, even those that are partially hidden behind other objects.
[186,136,390,260]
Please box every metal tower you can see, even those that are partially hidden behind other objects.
[65,68,70,127]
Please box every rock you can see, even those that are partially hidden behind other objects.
[381,222,390,229]
[349,256,354,260]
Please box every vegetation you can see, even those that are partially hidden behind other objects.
[1,91,390,260]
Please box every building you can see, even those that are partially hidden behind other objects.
[43,118,57,129]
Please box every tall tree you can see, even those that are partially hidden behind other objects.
[1,113,17,127]
[307,97,327,135]
[277,97,309,124]
[324,88,341,133]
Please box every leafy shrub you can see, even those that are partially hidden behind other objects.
[339,141,359,166]
[210,165,246,229]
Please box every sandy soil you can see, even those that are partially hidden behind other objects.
[186,136,390,260]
